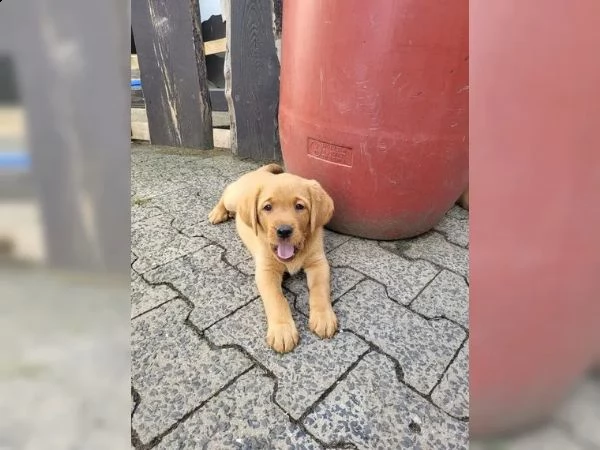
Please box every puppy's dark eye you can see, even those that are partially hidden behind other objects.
[263,204,272,211]
[295,203,305,211]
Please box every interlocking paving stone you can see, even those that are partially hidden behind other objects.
[403,231,469,278]
[284,267,365,316]
[432,344,469,418]
[156,368,321,450]
[131,203,163,224]
[235,257,255,276]
[471,426,589,450]
[131,271,178,318]
[131,154,194,199]
[434,214,469,248]
[150,168,233,213]
[143,186,216,218]
[446,205,469,220]
[411,269,469,328]
[199,154,260,177]
[131,147,472,449]
[323,229,352,253]
[144,245,259,330]
[190,220,251,266]
[303,352,469,449]
[131,214,210,274]
[131,299,252,445]
[206,299,370,419]
[131,173,190,200]
[171,214,210,239]
[131,152,236,201]
[328,239,439,305]
[334,280,466,394]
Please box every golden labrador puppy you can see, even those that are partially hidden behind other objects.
[208,163,336,353]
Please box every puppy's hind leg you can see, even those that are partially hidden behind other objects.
[208,196,229,224]
[208,184,233,224]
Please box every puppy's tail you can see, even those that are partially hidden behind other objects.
[259,163,285,175]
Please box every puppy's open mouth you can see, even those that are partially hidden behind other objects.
[273,241,297,262]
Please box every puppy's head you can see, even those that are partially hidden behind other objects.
[237,174,334,262]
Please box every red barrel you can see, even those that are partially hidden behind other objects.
[470,0,600,437]
[279,0,468,239]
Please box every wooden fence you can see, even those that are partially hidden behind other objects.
[131,0,282,162]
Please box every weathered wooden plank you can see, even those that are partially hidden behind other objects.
[205,38,227,56]
[223,0,282,161]
[131,0,213,149]
[130,108,231,148]
[130,88,228,113]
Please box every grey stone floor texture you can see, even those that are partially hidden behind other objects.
[130,145,471,449]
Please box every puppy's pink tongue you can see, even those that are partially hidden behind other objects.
[277,242,295,259]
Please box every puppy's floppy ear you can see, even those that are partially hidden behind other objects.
[308,180,334,233]
[236,185,261,235]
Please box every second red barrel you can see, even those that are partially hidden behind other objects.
[279,0,469,239]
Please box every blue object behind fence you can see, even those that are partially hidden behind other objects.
[0,151,31,170]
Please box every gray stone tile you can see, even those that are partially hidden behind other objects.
[144,245,259,330]
[131,174,190,200]
[131,214,210,274]
[131,203,163,224]
[323,229,352,253]
[206,299,369,419]
[132,153,212,180]
[131,151,233,200]
[285,267,365,316]
[472,425,588,450]
[171,213,209,238]
[411,270,469,328]
[131,300,252,445]
[334,280,466,393]
[190,172,233,204]
[131,147,153,165]
[145,185,220,219]
[431,344,469,418]
[131,271,178,318]
[303,352,469,449]
[191,219,251,266]
[446,205,469,220]
[403,232,469,278]
[434,214,469,248]
[328,239,439,305]
[131,154,196,199]
[156,368,321,450]
[236,257,255,276]
[556,376,600,447]
[201,154,260,177]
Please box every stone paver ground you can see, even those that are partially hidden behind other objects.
[130,145,470,449]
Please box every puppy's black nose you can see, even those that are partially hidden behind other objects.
[276,225,293,239]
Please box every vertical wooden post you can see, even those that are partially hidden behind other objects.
[222,0,282,161]
[0,0,131,274]
[131,0,213,149]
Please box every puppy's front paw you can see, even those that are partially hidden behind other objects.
[309,307,338,339]
[266,321,299,353]
[208,203,229,224]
